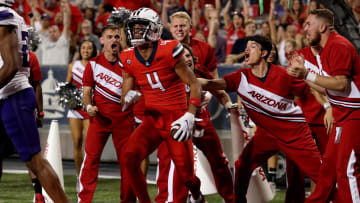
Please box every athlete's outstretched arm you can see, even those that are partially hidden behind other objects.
[174,57,201,115]
[0,25,19,89]
[210,89,232,109]
[198,78,227,91]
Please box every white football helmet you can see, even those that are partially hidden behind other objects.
[0,0,14,7]
[126,7,163,47]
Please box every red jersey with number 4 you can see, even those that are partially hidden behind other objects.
[120,40,187,111]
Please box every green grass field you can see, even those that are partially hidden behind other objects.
[0,173,285,202]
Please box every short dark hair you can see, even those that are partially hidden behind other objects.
[245,35,273,60]
[101,24,120,36]
[309,9,334,27]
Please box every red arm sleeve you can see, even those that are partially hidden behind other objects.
[328,42,352,77]
[29,52,42,83]
[205,44,217,72]
[171,41,185,67]
[223,69,242,92]
[82,61,94,87]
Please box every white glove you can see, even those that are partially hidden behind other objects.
[122,90,142,112]
[193,118,204,138]
[171,112,195,142]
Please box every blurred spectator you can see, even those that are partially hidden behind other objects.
[193,30,207,41]
[106,0,155,11]
[345,0,360,22]
[12,0,32,25]
[73,19,101,61]
[223,0,248,56]
[94,2,112,35]
[83,6,96,24]
[306,0,321,14]
[161,0,191,30]
[75,0,94,9]
[268,0,279,43]
[281,0,306,49]
[282,0,306,33]
[278,25,297,66]
[225,19,256,64]
[207,8,226,63]
[192,2,220,38]
[38,0,71,66]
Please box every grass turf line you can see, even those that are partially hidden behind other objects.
[0,173,285,202]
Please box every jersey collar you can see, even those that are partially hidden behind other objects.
[135,42,158,67]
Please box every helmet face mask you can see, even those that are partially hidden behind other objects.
[126,8,163,47]
[0,0,14,7]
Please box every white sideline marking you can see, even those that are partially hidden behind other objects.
[3,170,157,184]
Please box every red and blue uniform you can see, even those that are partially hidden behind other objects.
[119,40,201,203]
[155,67,234,203]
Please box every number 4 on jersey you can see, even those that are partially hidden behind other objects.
[146,72,165,91]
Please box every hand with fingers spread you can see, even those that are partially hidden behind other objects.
[122,90,142,112]
[171,112,195,142]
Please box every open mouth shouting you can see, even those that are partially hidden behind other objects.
[111,43,118,52]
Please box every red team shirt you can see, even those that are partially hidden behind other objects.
[296,47,325,125]
[226,26,245,56]
[190,38,217,73]
[120,40,187,111]
[82,53,126,116]
[29,51,42,83]
[318,32,360,123]
[223,64,311,136]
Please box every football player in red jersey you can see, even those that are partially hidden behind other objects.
[287,9,360,203]
[119,8,204,203]
[78,24,136,203]
[154,11,234,203]
[199,35,322,203]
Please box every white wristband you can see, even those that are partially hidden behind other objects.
[224,102,232,110]
[305,71,317,83]
[323,102,331,110]
[86,104,92,112]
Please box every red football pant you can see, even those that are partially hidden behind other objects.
[155,122,234,203]
[285,125,329,203]
[121,111,201,203]
[78,114,136,203]
[306,119,360,203]
[234,126,321,203]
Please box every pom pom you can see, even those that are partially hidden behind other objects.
[55,82,83,110]
[27,26,41,52]
[107,7,132,27]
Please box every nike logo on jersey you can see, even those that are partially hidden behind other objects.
[247,90,288,111]
[96,73,122,88]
